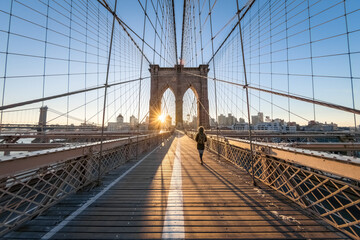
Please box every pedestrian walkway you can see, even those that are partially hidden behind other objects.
[4,132,348,239]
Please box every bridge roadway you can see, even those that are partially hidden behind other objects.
[4,132,348,239]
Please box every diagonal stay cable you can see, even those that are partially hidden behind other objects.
[97,0,151,65]
[182,71,360,116]
[207,0,256,65]
[171,0,178,62]
[0,77,149,111]
[98,0,118,182]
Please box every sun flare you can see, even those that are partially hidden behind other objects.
[158,114,166,123]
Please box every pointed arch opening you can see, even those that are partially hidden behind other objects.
[183,87,198,130]
[160,88,175,129]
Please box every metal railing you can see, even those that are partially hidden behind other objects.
[0,132,171,236]
[187,131,360,239]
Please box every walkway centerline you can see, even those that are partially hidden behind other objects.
[162,136,185,239]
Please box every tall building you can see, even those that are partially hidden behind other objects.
[226,113,237,126]
[130,115,138,127]
[218,113,238,126]
[258,112,264,123]
[251,115,259,125]
[116,114,124,123]
[107,113,129,131]
[218,114,226,126]
[251,112,264,125]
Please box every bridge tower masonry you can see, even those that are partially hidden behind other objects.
[149,64,210,130]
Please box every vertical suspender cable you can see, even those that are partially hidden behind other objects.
[163,4,168,66]
[39,0,50,134]
[236,0,256,186]
[1,0,14,131]
[98,0,118,183]
[180,0,187,62]
[172,0,178,63]
[42,0,50,106]
[85,0,89,124]
[257,0,260,113]
[137,0,148,160]
[208,0,219,159]
[97,6,100,125]
[343,0,357,131]
[198,0,204,64]
[159,2,165,66]
[269,1,273,120]
[66,0,73,128]
[285,1,290,122]
[307,0,316,121]
[193,4,198,66]
[153,0,159,63]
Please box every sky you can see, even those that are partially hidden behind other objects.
[0,0,359,128]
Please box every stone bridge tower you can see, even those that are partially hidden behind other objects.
[149,64,210,129]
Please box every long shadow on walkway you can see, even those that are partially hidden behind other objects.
[4,135,177,239]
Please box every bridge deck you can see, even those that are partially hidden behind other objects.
[4,133,348,239]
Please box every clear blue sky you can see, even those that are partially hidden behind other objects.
[0,0,359,127]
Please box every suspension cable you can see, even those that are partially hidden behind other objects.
[98,0,118,182]
[183,71,360,116]
[137,0,148,160]
[236,0,256,186]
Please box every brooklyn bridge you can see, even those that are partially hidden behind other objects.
[0,0,360,239]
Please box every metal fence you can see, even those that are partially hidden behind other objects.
[0,132,170,236]
[187,131,360,239]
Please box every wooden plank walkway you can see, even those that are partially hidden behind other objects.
[4,132,349,239]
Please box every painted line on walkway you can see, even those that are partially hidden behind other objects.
[41,144,162,240]
[162,137,185,239]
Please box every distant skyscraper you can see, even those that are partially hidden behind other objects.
[258,112,264,123]
[116,114,124,123]
[218,114,226,126]
[226,113,236,126]
[251,112,264,125]
[130,115,138,126]
[251,115,259,125]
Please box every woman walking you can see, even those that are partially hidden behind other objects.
[195,126,207,165]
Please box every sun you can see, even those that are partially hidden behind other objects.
[158,114,165,123]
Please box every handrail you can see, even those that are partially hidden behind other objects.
[0,133,167,178]
[186,131,360,239]
[0,131,171,237]
[187,131,360,181]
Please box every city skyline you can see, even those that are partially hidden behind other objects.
[0,0,359,129]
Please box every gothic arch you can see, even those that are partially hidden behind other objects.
[149,64,209,129]
[181,85,199,100]
[182,87,199,128]
[159,84,176,100]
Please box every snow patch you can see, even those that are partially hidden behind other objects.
[271,210,301,225]
[254,187,266,198]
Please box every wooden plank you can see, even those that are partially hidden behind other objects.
[18,225,342,234]
[4,231,348,240]
[3,133,348,240]
[34,214,321,222]
[27,219,328,227]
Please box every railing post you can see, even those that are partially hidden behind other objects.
[97,0,118,185]
[236,0,256,186]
